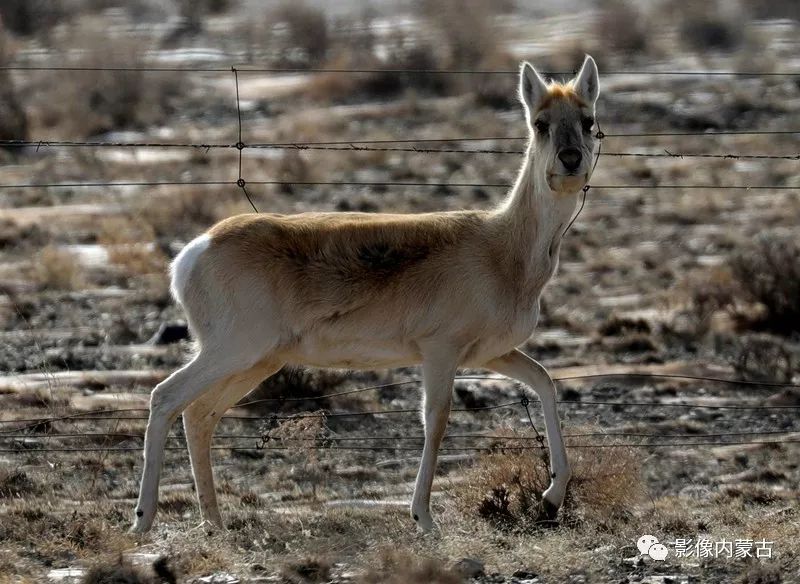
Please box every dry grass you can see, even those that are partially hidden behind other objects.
[359,550,463,584]
[0,0,66,37]
[672,1,743,52]
[280,557,332,584]
[0,469,41,499]
[595,0,651,56]
[98,217,168,276]
[29,27,183,138]
[34,245,84,290]
[453,428,644,531]
[243,367,348,413]
[731,233,800,334]
[273,2,330,67]
[136,188,244,241]
[81,557,152,584]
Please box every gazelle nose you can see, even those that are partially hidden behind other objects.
[558,149,582,172]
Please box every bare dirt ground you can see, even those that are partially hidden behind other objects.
[0,2,799,583]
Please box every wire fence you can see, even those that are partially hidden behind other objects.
[2,64,799,458]
[2,65,799,76]
[0,64,798,207]
[2,373,799,456]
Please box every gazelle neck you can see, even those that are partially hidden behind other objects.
[493,139,581,271]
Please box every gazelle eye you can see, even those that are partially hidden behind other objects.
[534,119,549,134]
[581,117,594,132]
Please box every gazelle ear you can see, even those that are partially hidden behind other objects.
[519,61,549,119]
[574,55,599,105]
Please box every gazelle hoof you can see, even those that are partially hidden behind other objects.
[129,522,150,535]
[536,498,560,527]
[412,510,435,532]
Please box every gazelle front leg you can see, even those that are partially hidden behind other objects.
[410,347,459,532]
[486,348,570,520]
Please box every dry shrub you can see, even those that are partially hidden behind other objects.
[650,496,695,535]
[0,469,40,498]
[98,217,167,276]
[274,2,329,67]
[137,188,242,241]
[416,0,504,70]
[671,1,743,52]
[359,550,462,584]
[307,36,448,102]
[745,0,800,20]
[0,27,28,146]
[455,428,643,530]
[243,367,347,413]
[35,245,83,290]
[731,334,796,383]
[737,562,782,584]
[472,51,519,110]
[82,559,151,584]
[158,491,195,516]
[262,408,328,497]
[33,29,182,137]
[266,412,327,447]
[595,0,651,55]
[82,555,176,584]
[730,233,800,335]
[0,0,67,37]
[0,219,46,250]
[677,234,800,338]
[281,557,332,584]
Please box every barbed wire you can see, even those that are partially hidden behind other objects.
[3,437,800,455]
[2,371,799,441]
[2,64,799,457]
[5,427,800,442]
[0,179,797,191]
[0,131,800,155]
[1,65,798,76]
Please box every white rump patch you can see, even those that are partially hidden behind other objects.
[170,233,210,305]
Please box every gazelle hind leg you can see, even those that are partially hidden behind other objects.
[131,351,260,533]
[183,360,283,529]
[486,349,570,520]
[410,347,459,532]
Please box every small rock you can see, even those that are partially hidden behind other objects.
[453,558,485,579]
[195,574,240,584]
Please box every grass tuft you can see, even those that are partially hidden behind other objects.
[359,550,463,584]
[455,429,644,530]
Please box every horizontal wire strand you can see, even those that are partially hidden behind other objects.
[0,180,796,190]
[1,139,798,160]
[0,65,798,76]
[3,438,800,455]
[1,372,799,431]
[4,428,799,442]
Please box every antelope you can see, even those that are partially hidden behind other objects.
[131,56,600,533]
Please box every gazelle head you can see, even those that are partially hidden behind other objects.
[520,56,600,194]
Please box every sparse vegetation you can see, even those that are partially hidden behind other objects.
[34,245,83,290]
[455,431,643,530]
[595,0,651,56]
[0,0,67,37]
[274,2,330,67]
[30,30,183,137]
[1,2,799,582]
[359,551,463,584]
[730,233,800,335]
[675,2,743,52]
